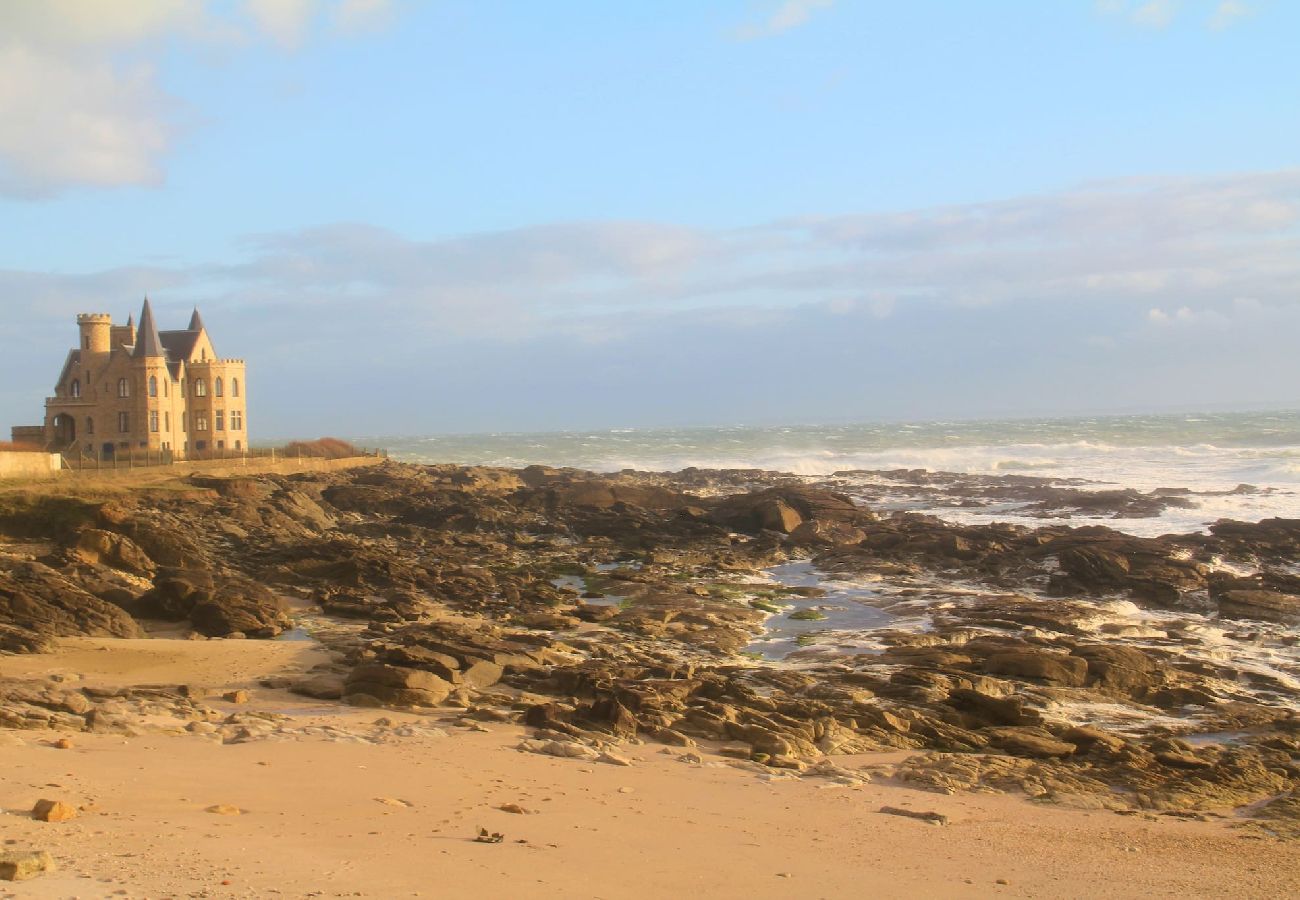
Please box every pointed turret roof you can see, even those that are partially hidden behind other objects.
[188,307,206,332]
[133,297,164,358]
[127,314,135,327]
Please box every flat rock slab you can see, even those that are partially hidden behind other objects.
[879,805,949,826]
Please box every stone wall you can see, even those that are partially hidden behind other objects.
[0,451,62,480]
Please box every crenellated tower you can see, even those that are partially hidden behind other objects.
[28,300,249,459]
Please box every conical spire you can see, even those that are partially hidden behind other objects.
[127,314,135,327]
[134,297,164,358]
[188,307,206,332]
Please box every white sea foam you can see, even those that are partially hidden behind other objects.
[376,410,1300,534]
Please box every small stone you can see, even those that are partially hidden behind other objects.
[223,690,250,704]
[53,738,74,750]
[31,800,77,823]
[205,804,243,816]
[497,803,530,815]
[618,787,635,794]
[0,850,56,881]
[996,878,1010,885]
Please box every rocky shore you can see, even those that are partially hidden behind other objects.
[1,460,1297,890]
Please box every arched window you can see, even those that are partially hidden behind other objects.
[117,378,129,398]
[148,375,158,397]
[86,417,94,436]
[215,377,224,398]
[231,378,240,397]
[194,378,206,397]
[70,379,81,398]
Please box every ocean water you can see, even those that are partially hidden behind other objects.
[375,410,1300,535]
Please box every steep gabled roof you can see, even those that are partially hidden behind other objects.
[159,330,200,361]
[133,298,165,359]
[55,349,83,392]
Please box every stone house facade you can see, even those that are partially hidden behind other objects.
[17,299,248,459]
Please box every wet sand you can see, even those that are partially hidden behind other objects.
[2,637,1296,898]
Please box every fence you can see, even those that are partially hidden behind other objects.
[60,444,388,472]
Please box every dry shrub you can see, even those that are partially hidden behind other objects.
[278,437,361,459]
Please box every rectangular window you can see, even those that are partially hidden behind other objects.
[117,412,129,433]
[215,410,225,431]
[149,410,159,433]
[196,415,208,432]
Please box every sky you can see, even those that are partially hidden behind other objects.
[1,0,1298,438]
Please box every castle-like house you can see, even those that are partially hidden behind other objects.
[26,300,248,459]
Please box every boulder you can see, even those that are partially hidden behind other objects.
[710,486,870,535]
[73,529,155,576]
[1218,590,1300,622]
[344,663,453,707]
[136,569,215,619]
[0,559,143,651]
[189,580,289,638]
[1071,645,1161,696]
[1063,725,1127,754]
[1058,545,1130,586]
[947,689,1040,727]
[983,650,1088,687]
[288,673,346,700]
[31,799,77,823]
[756,499,803,534]
[0,850,55,882]
[788,520,867,546]
[984,727,1077,759]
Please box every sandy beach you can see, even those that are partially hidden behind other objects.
[2,636,1295,899]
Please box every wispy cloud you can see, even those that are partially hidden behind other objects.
[1208,0,1251,29]
[6,170,1300,429]
[0,0,398,199]
[1099,0,1256,30]
[1132,0,1179,28]
[18,168,1300,336]
[735,0,835,41]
